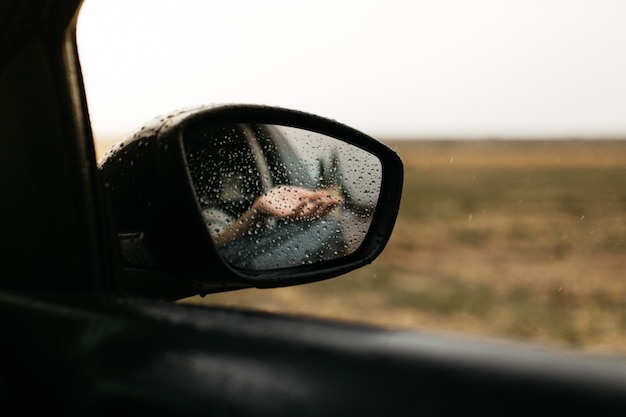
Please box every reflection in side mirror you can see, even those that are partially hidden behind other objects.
[184,123,382,270]
[98,104,402,299]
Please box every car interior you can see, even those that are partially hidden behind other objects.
[1,1,625,415]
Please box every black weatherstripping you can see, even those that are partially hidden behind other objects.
[1,289,625,415]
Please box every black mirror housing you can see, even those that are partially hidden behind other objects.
[99,104,403,299]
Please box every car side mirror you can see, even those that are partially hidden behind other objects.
[99,104,403,299]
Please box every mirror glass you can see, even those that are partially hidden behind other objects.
[183,123,382,270]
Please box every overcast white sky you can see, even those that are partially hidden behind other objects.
[77,0,626,140]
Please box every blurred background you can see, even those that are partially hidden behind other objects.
[77,0,626,356]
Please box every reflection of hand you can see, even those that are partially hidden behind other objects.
[210,185,344,246]
[252,186,344,221]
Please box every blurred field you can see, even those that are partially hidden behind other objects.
[96,138,626,356]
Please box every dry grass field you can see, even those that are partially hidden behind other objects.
[96,138,626,357]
